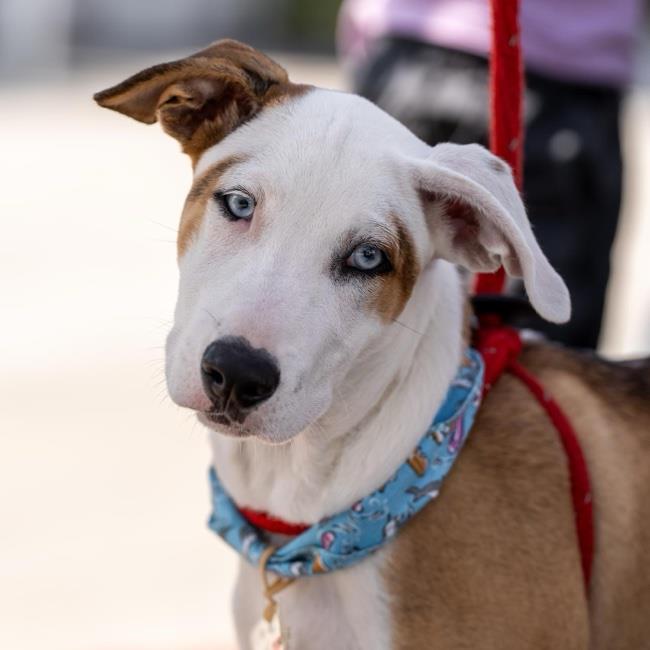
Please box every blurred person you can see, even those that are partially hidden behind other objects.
[337,0,644,349]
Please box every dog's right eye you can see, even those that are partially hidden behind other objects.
[215,190,255,221]
[345,244,391,274]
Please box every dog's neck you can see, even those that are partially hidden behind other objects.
[209,260,466,524]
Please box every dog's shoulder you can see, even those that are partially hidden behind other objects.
[385,348,590,649]
[385,341,650,649]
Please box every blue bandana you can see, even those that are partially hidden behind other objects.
[208,348,483,578]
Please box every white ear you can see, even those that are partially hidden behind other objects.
[413,143,571,323]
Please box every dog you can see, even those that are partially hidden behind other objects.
[95,40,650,649]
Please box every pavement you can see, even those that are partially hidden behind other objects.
[0,52,648,650]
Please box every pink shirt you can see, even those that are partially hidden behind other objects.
[338,0,643,88]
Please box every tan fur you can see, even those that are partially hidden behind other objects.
[94,39,310,166]
[519,346,650,650]
[178,156,243,256]
[386,341,650,649]
[370,216,420,322]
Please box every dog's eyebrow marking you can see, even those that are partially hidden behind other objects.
[193,85,313,176]
[178,155,244,256]
[369,215,420,322]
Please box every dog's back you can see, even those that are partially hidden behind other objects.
[386,342,650,650]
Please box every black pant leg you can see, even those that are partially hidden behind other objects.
[522,76,622,348]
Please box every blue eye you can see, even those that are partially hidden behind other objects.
[220,191,255,220]
[346,244,388,272]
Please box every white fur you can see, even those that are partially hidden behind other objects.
[222,262,464,648]
[163,88,570,648]
[234,551,392,649]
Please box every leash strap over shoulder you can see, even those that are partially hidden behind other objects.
[507,359,594,589]
[475,325,594,592]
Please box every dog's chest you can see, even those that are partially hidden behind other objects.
[234,551,393,650]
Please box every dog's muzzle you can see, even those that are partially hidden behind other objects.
[201,336,280,422]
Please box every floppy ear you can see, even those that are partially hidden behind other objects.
[93,39,292,162]
[414,143,570,323]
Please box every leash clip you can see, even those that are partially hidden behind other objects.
[250,546,295,650]
[259,546,295,622]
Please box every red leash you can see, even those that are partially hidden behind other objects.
[474,0,523,296]
[507,359,594,587]
[476,0,594,592]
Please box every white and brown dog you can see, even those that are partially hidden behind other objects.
[95,40,650,649]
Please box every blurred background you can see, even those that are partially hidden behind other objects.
[0,1,648,649]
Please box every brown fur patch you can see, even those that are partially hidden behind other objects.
[180,79,310,167]
[178,156,243,256]
[385,337,650,649]
[94,39,311,166]
[261,80,312,110]
[370,216,420,322]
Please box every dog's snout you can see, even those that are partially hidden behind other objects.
[201,336,280,412]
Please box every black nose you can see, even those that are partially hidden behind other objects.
[201,336,280,412]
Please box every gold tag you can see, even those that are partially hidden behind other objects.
[253,546,294,650]
[250,611,286,650]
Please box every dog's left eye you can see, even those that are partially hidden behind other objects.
[218,191,255,221]
[346,244,389,273]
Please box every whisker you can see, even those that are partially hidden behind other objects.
[392,318,425,337]
[203,308,219,327]
[149,220,179,234]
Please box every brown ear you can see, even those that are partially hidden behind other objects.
[93,39,292,162]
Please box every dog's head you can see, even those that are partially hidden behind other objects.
[96,40,570,444]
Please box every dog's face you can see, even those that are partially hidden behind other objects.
[96,40,570,444]
[165,91,439,443]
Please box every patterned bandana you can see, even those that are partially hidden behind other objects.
[208,348,484,579]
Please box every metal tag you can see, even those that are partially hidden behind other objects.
[250,612,286,650]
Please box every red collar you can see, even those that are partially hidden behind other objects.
[240,506,310,536]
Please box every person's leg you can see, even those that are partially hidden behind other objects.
[522,76,622,347]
